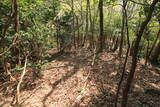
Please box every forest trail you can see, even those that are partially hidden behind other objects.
[0,49,160,107]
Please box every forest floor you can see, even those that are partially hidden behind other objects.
[0,48,160,107]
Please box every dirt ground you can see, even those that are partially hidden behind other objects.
[0,48,160,107]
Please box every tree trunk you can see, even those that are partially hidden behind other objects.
[71,0,76,49]
[150,40,160,63]
[82,0,89,47]
[76,16,80,48]
[92,0,97,49]
[115,1,130,106]
[98,0,104,53]
[145,40,150,66]
[80,0,84,47]
[88,0,94,49]
[119,1,125,57]
[14,0,19,33]
[149,24,160,58]
[56,23,60,52]
[121,0,159,106]
[112,37,119,52]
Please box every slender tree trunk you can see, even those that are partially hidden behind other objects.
[121,0,159,106]
[150,40,160,63]
[149,24,160,57]
[16,56,28,107]
[71,0,76,49]
[13,0,20,65]
[80,0,84,47]
[98,0,104,52]
[88,0,94,49]
[115,1,130,106]
[76,16,80,48]
[119,0,125,57]
[83,0,89,47]
[92,0,97,49]
[14,0,19,33]
[145,40,150,66]
[112,37,119,52]
[56,24,60,52]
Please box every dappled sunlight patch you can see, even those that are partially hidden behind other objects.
[100,53,114,61]
[148,70,160,77]
[109,72,118,77]
[147,82,160,89]
[115,60,120,64]
[103,84,117,94]
[1,48,159,107]
[139,59,146,65]
[133,84,145,92]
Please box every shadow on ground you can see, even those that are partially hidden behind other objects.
[0,49,160,107]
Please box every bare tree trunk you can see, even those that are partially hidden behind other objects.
[71,0,76,49]
[88,0,94,49]
[82,0,89,47]
[76,16,80,48]
[112,37,119,52]
[119,0,125,57]
[13,0,21,66]
[150,40,160,63]
[115,1,130,106]
[16,56,28,107]
[121,0,159,106]
[149,23,160,58]
[56,24,60,52]
[14,0,20,33]
[92,0,97,49]
[98,0,104,53]
[145,40,150,66]
[80,0,84,47]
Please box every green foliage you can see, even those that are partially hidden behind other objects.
[59,11,73,32]
[105,0,118,5]
[0,0,60,74]
[0,0,160,74]
[55,10,74,45]
[0,0,10,35]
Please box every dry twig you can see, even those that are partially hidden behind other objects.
[14,56,28,107]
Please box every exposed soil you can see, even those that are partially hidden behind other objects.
[0,48,160,107]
